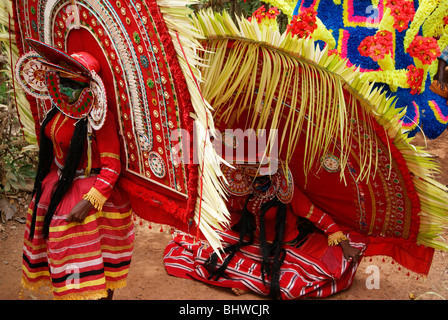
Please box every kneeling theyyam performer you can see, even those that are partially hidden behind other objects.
[163,8,448,299]
[165,159,367,299]
[16,39,134,300]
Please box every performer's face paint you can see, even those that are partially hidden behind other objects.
[253,175,271,191]
[59,76,89,103]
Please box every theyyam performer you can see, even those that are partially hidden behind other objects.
[16,38,134,300]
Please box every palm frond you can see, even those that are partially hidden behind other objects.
[157,0,230,255]
[0,0,36,144]
[193,9,377,182]
[192,9,448,252]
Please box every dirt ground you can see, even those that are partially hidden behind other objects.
[1,130,448,301]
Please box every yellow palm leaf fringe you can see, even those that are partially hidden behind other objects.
[157,0,230,255]
[194,10,378,183]
[0,0,37,144]
[192,10,448,252]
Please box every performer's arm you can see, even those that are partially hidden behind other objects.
[66,111,121,223]
[289,186,346,246]
[289,186,361,262]
[82,110,121,211]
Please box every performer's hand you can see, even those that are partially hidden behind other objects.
[66,199,94,223]
[339,239,361,263]
[438,80,448,91]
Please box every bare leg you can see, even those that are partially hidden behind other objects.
[100,289,114,300]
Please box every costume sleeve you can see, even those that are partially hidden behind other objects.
[82,110,121,211]
[289,185,347,246]
[439,45,448,64]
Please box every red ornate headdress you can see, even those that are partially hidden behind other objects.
[15,38,107,129]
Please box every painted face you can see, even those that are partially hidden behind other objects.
[253,175,271,191]
[59,77,90,103]
[45,70,94,119]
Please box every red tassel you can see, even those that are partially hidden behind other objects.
[369,258,372,262]
[148,223,152,229]
[406,272,410,276]
[398,267,401,271]
[391,261,394,264]
[382,258,385,262]
[160,226,164,232]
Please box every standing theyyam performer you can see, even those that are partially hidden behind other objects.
[16,38,134,300]
[7,0,232,299]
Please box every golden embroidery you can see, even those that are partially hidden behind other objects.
[327,231,347,246]
[306,204,314,220]
[100,152,120,160]
[50,113,68,159]
[82,187,108,211]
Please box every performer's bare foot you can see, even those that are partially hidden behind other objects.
[232,288,248,296]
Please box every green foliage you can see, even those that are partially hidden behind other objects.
[0,82,7,104]
[238,0,264,16]
[0,105,37,194]
[191,0,264,19]
[1,150,36,193]
[0,24,37,194]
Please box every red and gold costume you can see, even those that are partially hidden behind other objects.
[17,39,134,300]
[228,185,346,246]
[22,109,134,300]
[164,165,368,300]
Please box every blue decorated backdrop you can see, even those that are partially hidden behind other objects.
[293,0,448,139]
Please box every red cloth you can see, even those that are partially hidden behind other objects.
[226,186,342,244]
[45,110,121,204]
[164,230,368,300]
[70,52,100,73]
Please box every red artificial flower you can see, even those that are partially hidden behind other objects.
[249,5,279,24]
[267,7,280,20]
[407,35,441,65]
[394,19,408,32]
[251,5,267,24]
[358,31,393,61]
[376,30,393,49]
[444,15,448,26]
[358,37,374,57]
[371,44,386,60]
[385,0,415,32]
[287,7,318,39]
[406,65,424,95]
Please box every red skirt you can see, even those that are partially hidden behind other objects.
[164,230,368,299]
[22,169,134,300]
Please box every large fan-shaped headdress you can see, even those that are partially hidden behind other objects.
[189,9,448,274]
[15,38,108,130]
